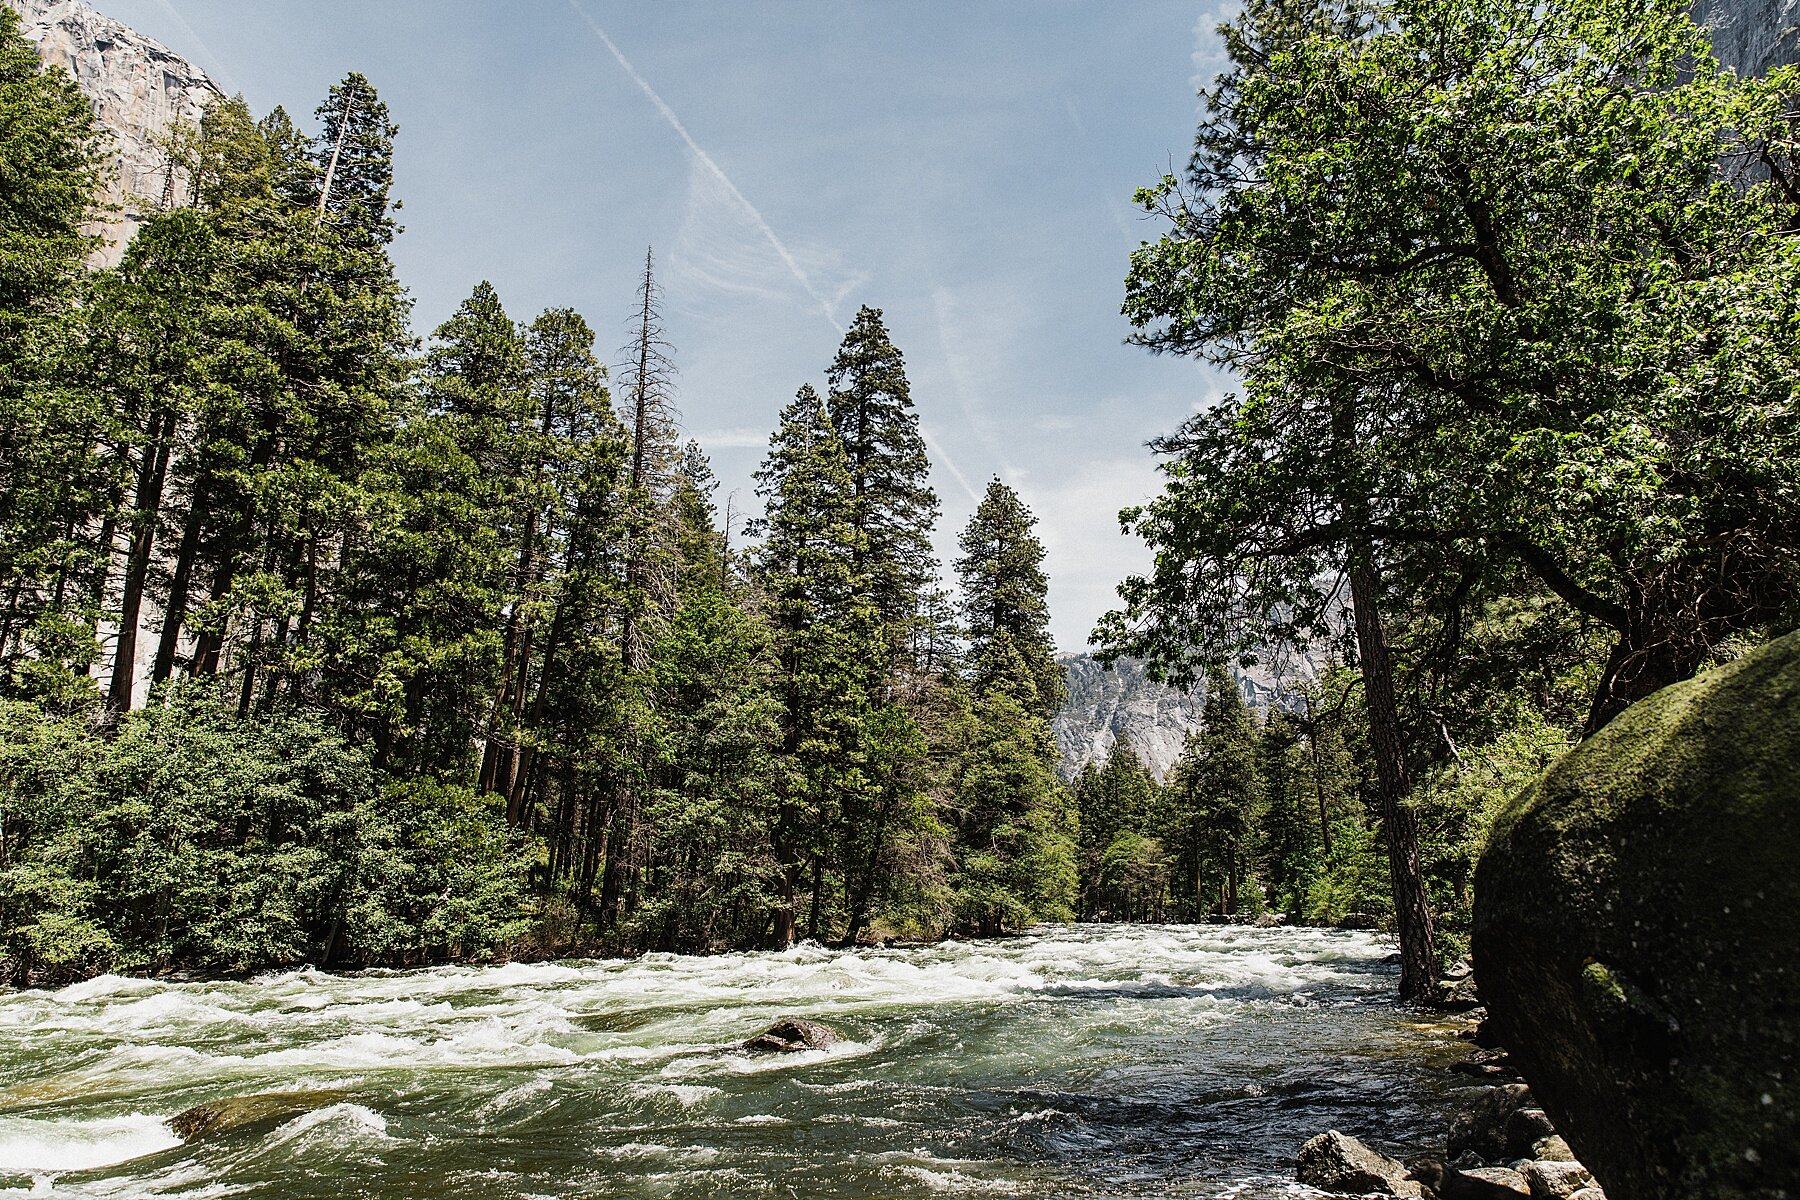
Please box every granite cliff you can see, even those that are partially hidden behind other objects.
[1696,0,1800,75]
[7,0,220,265]
[1052,654,1312,781]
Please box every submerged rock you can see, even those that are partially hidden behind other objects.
[1474,631,1800,1199]
[1296,1130,1421,1196]
[167,1089,350,1141]
[737,1017,841,1054]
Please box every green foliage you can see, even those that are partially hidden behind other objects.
[1304,819,1392,928]
[1160,665,1263,917]
[0,689,531,985]
[1074,739,1162,919]
[957,479,1065,714]
[825,306,941,662]
[1104,0,1800,730]
[0,5,107,694]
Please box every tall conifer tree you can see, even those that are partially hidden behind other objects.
[956,478,1064,715]
[754,384,878,944]
[824,306,939,663]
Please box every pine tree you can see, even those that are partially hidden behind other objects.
[1074,737,1161,918]
[632,442,782,951]
[479,306,614,816]
[947,480,1075,933]
[824,306,939,665]
[312,73,397,246]
[329,283,520,776]
[956,478,1064,715]
[754,384,878,945]
[1191,663,1262,914]
[1254,709,1317,916]
[0,5,108,699]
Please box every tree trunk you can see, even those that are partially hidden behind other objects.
[152,487,208,685]
[1346,543,1439,1003]
[1581,627,1692,737]
[106,410,175,714]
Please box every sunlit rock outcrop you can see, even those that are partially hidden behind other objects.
[6,0,220,265]
[1052,653,1308,781]
[1695,0,1800,76]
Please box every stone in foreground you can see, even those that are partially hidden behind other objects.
[1296,1130,1421,1196]
[737,1017,841,1053]
[1447,1084,1535,1163]
[1475,631,1800,1199]
[1521,1159,1595,1199]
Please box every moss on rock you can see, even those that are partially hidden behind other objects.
[1474,631,1800,1200]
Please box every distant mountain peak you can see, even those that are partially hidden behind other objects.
[1051,652,1315,782]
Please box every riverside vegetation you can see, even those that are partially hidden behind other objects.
[1,0,1797,1034]
[0,3,1397,987]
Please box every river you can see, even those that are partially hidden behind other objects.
[0,924,1467,1198]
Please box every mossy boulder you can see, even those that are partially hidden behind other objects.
[1473,632,1800,1200]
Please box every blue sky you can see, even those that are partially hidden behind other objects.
[99,0,1238,650]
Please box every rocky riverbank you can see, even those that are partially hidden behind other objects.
[1296,997,1605,1200]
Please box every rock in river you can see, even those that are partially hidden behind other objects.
[1474,630,1800,1199]
[168,1089,350,1141]
[1296,1129,1421,1196]
[737,1017,841,1053]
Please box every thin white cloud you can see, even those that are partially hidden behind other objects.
[1191,3,1243,100]
[1031,455,1165,650]
[564,0,844,334]
[668,156,867,320]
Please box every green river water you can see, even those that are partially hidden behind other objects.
[0,924,1467,1198]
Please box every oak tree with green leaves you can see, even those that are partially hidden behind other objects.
[1100,0,1800,1001]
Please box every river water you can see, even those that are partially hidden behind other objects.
[0,924,1467,1199]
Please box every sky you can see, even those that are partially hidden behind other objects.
[98,0,1240,651]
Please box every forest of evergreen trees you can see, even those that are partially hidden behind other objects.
[6,0,1792,1002]
[0,9,1116,984]
[0,2,1442,987]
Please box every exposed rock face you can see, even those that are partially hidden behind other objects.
[1052,654,1310,780]
[1695,0,1800,76]
[6,0,221,265]
[1474,631,1800,1200]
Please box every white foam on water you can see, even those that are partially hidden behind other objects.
[0,1113,181,1173]
[265,1103,390,1150]
[627,1082,720,1107]
[0,925,1410,1197]
[594,1142,720,1165]
[897,1165,995,1193]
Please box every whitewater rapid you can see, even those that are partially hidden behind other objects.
[0,924,1465,1198]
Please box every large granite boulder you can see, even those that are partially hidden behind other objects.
[1474,632,1800,1199]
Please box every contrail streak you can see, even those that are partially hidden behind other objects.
[565,0,843,333]
[922,428,982,505]
[150,0,241,95]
